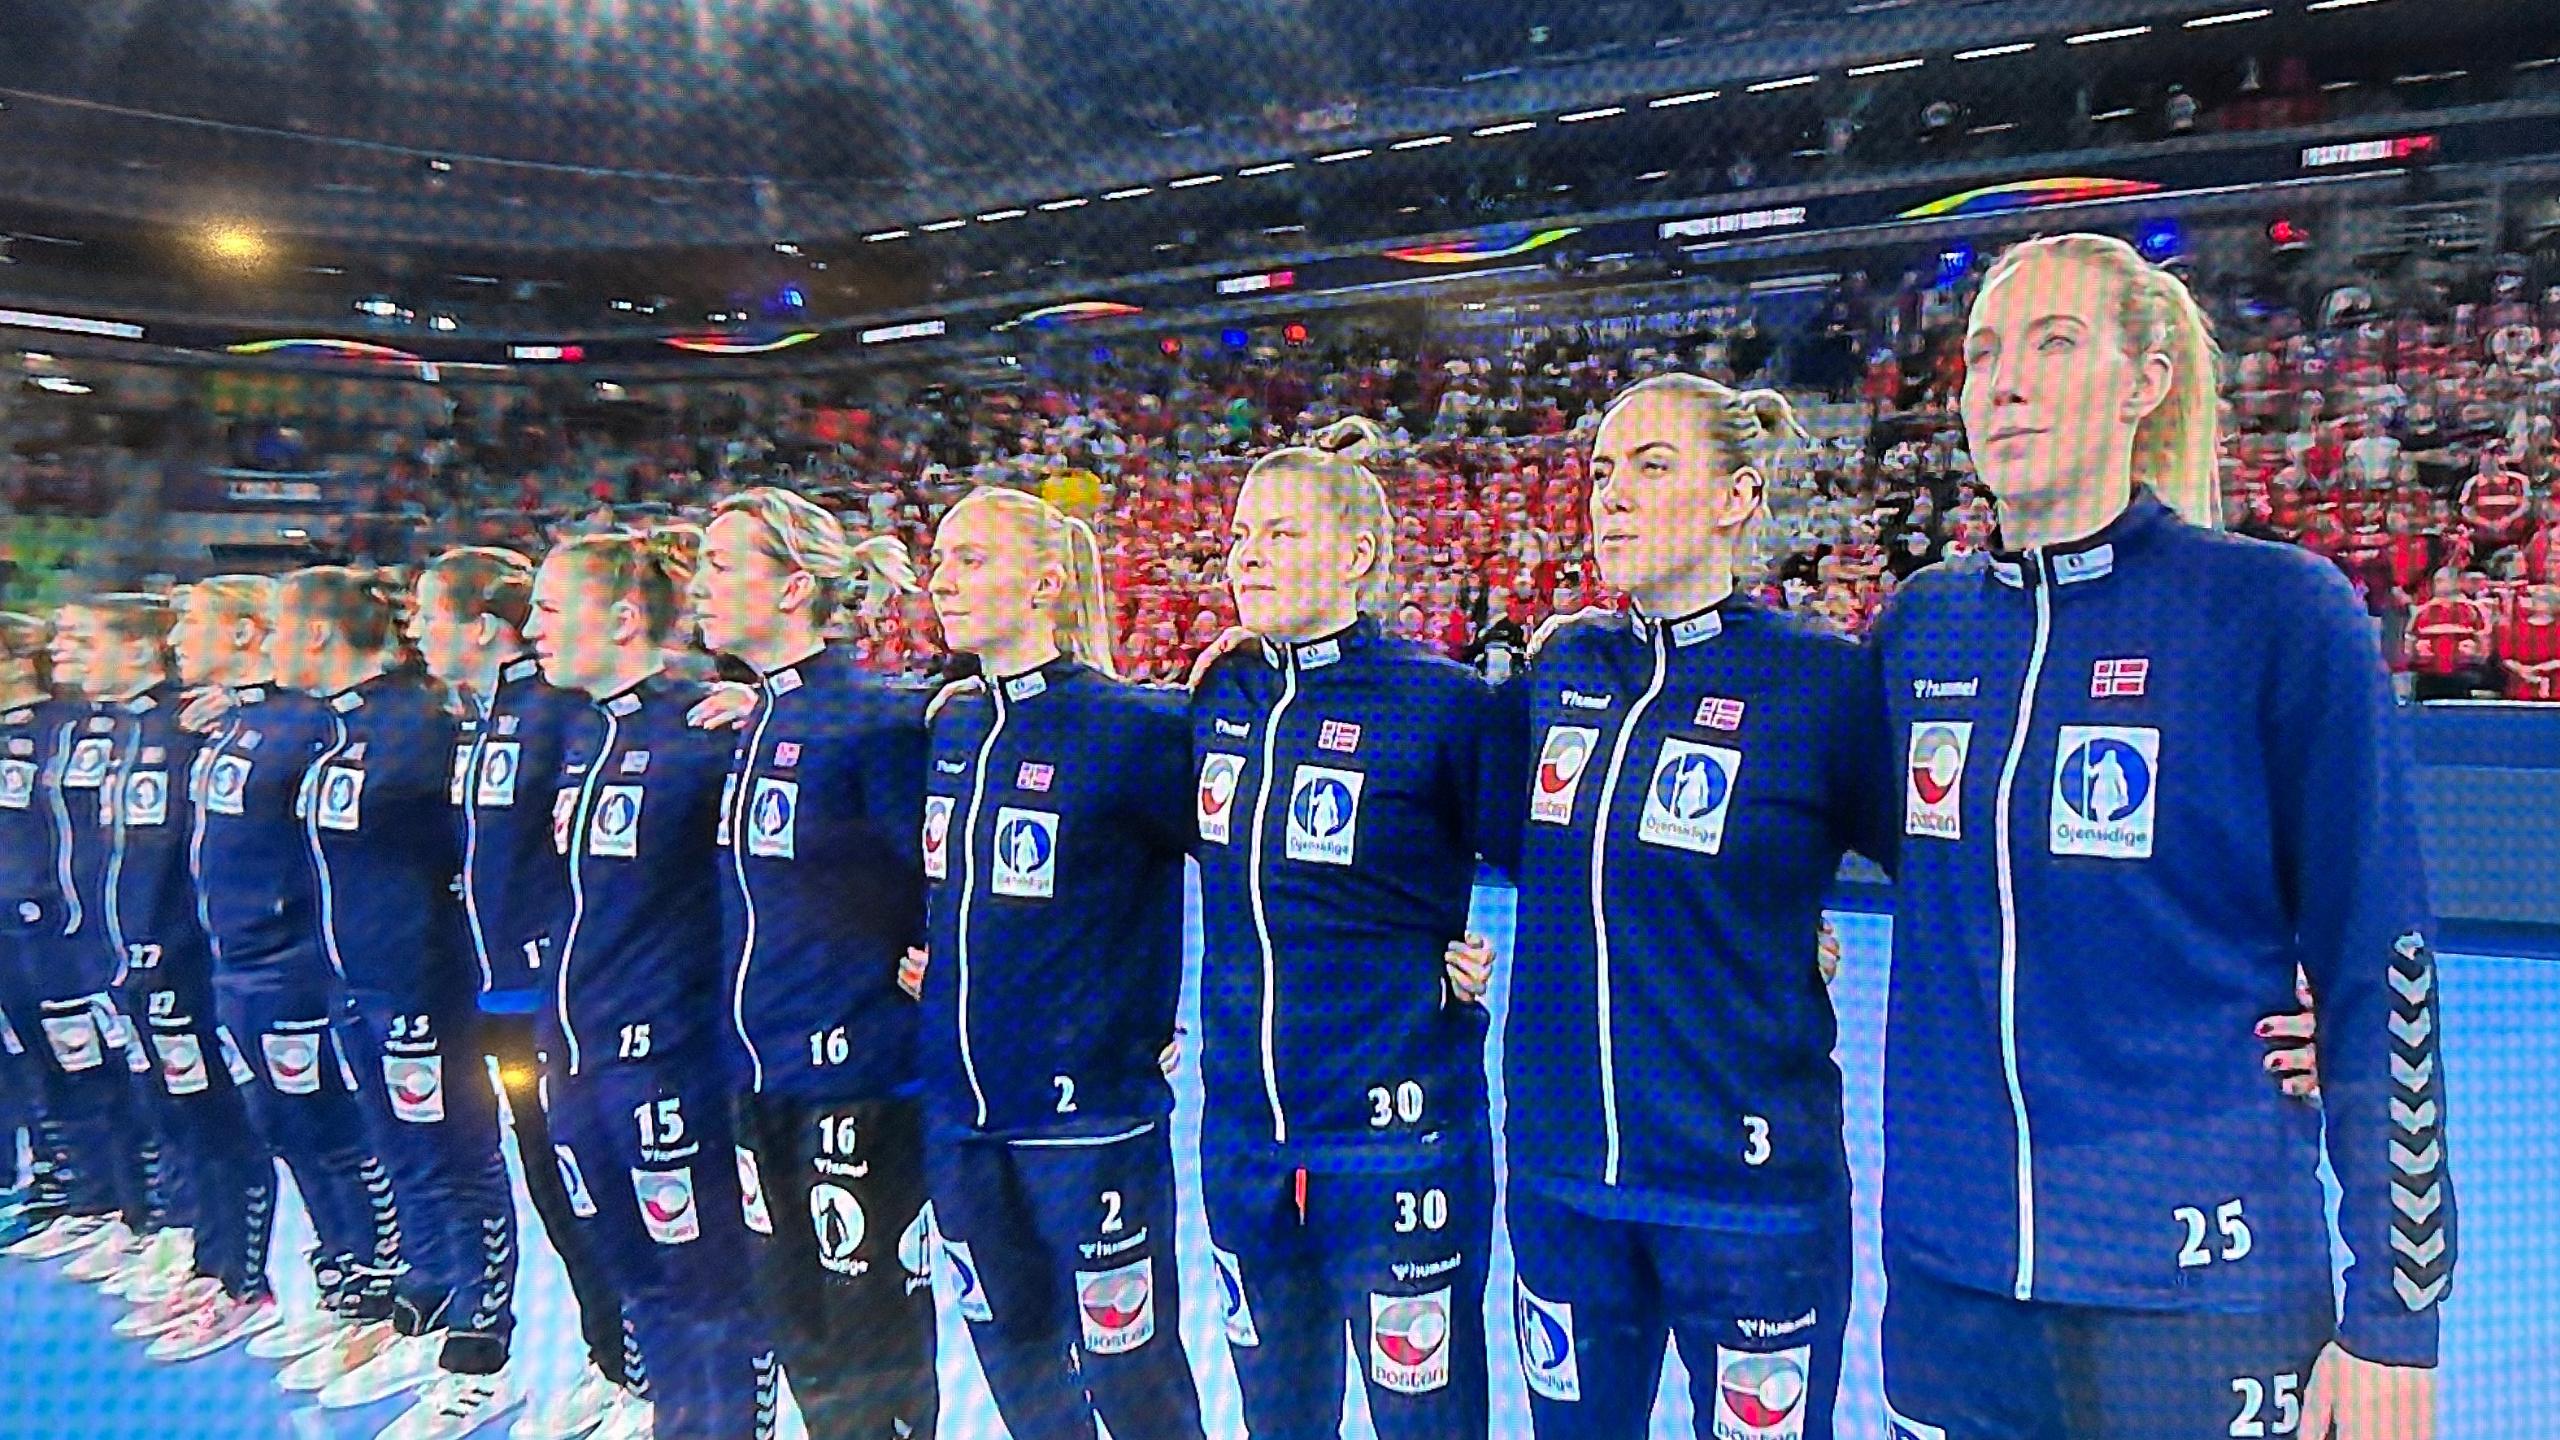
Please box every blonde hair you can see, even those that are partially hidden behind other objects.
[180,575,277,627]
[1982,233,2225,529]
[80,591,177,649]
[1241,416,1399,614]
[709,486,918,627]
[280,566,406,655]
[1598,373,1809,575]
[552,526,702,646]
[0,610,53,689]
[942,487,1120,678]
[422,547,535,631]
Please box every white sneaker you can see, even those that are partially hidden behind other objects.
[63,1221,140,1281]
[279,1320,398,1393]
[317,1330,444,1409]
[4,1213,106,1259]
[512,1364,623,1440]
[589,1394,653,1440]
[147,1294,281,1362]
[248,1307,343,1361]
[378,1365,527,1440]
[114,1275,222,1338]
[114,1228,196,1302]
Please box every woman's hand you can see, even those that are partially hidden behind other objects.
[176,686,237,734]
[1817,916,1845,987]
[1187,627,1256,692]
[2299,1344,2435,1440]
[685,683,758,731]
[1159,1028,1184,1077]
[897,946,928,1001]
[924,676,984,723]
[1444,933,1495,1006]
[2258,964,2321,1101]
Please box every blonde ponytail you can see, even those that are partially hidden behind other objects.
[1244,420,1399,614]
[1983,234,2225,529]
[942,487,1123,677]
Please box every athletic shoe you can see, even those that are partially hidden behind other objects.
[317,1330,443,1409]
[248,1308,342,1361]
[279,1320,397,1393]
[511,1363,624,1440]
[113,1275,222,1338]
[62,1221,140,1280]
[377,1365,526,1440]
[109,1227,194,1301]
[147,1295,281,1362]
[7,1213,110,1260]
[588,1394,653,1440]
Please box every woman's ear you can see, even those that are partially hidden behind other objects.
[1343,531,1380,590]
[1725,467,1767,525]
[2124,350,2176,425]
[775,569,819,617]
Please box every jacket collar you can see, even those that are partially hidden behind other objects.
[761,643,838,699]
[1258,616,1379,672]
[993,654,1083,705]
[1632,591,1750,649]
[1987,486,2174,592]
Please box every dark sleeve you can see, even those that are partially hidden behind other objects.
[371,698,462,802]
[858,686,932,870]
[1472,668,1533,879]
[1833,636,1901,876]
[2264,556,2450,1369]
[1120,686,1199,860]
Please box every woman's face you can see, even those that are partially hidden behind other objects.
[1587,391,1757,608]
[927,501,1053,661]
[1225,468,1370,640]
[524,553,615,695]
[171,596,237,687]
[690,512,797,658]
[47,607,98,697]
[407,572,486,690]
[1960,251,2169,515]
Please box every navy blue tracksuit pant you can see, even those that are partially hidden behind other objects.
[338,987,518,1367]
[1507,1181,1852,1440]
[136,1001,277,1302]
[1880,1257,2336,1440]
[929,1118,1206,1440]
[549,1060,773,1440]
[216,971,397,1310]
[1202,1131,1494,1440]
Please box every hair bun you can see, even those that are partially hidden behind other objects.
[1311,415,1388,462]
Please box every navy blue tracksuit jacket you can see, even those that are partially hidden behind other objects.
[453,656,593,1010]
[1872,490,2454,1367]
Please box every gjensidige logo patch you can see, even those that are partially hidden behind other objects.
[1637,739,1741,855]
[2049,725,2159,860]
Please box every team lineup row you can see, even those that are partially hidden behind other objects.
[0,233,2447,1440]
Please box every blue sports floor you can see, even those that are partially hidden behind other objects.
[3,901,2553,1439]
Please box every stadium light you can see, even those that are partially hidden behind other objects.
[2306,0,2389,10]
[1037,197,1090,211]
[865,229,910,242]
[1955,41,2036,59]
[919,218,967,232]
[1102,186,1155,200]
[1239,162,1296,176]
[1390,135,1453,150]
[1847,58,1924,75]
[1648,91,1718,108]
[1747,74,1820,92]
[1168,174,1223,188]
[2184,7,2271,26]
[198,220,269,269]
[1473,120,1540,134]
[2064,24,2152,44]
[1558,106,1627,122]
[977,208,1027,222]
[1314,148,1373,163]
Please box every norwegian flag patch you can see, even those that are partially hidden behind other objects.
[1017,762,1054,793]
[1318,720,1363,754]
[773,743,801,769]
[1693,697,1747,731]
[2091,659,2150,699]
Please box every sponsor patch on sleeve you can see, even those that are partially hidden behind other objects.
[1903,722,1971,840]
[1195,753,1244,847]
[1529,726,1601,826]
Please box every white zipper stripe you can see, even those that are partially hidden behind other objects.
[186,720,221,957]
[1589,628,1671,1187]
[1007,1120,1157,1149]
[305,715,352,981]
[728,691,778,1092]
[460,697,493,994]
[1247,659,1301,1145]
[44,719,80,935]
[954,686,1010,1128]
[103,713,137,974]
[559,709,618,1077]
[1991,560,2053,1300]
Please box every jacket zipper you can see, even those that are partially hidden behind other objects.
[558,708,618,1077]
[954,685,1011,1126]
[1589,625,1671,1186]
[103,713,137,978]
[460,694,493,994]
[305,715,352,981]
[728,689,780,1091]
[1246,654,1301,1145]
[1991,555,2055,1300]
